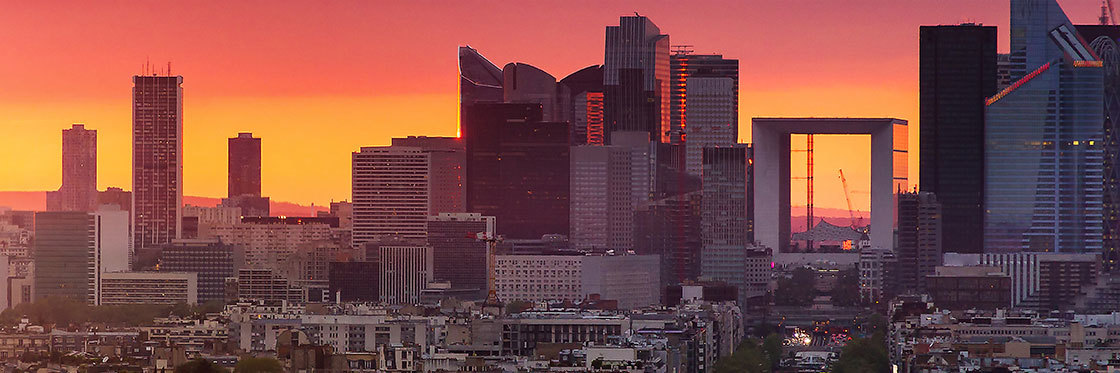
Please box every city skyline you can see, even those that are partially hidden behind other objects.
[0,1,1102,210]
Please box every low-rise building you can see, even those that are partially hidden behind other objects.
[98,271,197,305]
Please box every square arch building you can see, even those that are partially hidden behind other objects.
[752,118,908,254]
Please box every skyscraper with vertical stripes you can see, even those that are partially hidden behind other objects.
[132,75,183,249]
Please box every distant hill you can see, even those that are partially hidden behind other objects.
[0,191,328,216]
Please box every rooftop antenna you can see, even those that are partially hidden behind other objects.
[167,61,172,75]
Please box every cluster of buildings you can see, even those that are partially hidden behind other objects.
[8,0,1120,370]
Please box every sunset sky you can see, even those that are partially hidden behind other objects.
[0,0,1101,212]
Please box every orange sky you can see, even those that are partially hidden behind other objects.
[0,0,1100,211]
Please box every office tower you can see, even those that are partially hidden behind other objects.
[391,136,466,215]
[351,146,430,247]
[635,191,702,285]
[32,212,92,300]
[461,103,570,239]
[682,76,737,177]
[944,252,1099,310]
[918,25,997,255]
[97,187,131,213]
[997,54,1013,90]
[670,51,739,145]
[459,46,504,106]
[895,191,943,294]
[559,65,605,145]
[604,15,670,144]
[699,146,753,303]
[1077,25,1120,270]
[160,239,241,303]
[225,132,269,217]
[984,0,1105,254]
[503,63,560,121]
[329,260,378,302]
[228,132,261,198]
[570,145,633,250]
[700,146,751,247]
[372,242,433,305]
[427,213,494,299]
[89,207,131,304]
[132,75,183,249]
[859,248,899,303]
[48,124,98,212]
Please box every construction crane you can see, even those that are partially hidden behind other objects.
[475,232,504,306]
[838,169,864,229]
[1102,0,1116,25]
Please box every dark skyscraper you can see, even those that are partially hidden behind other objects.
[459,46,504,106]
[47,124,97,212]
[1078,25,1120,270]
[132,75,183,249]
[559,65,605,146]
[918,24,996,254]
[604,15,670,144]
[160,239,241,304]
[670,51,739,145]
[224,132,269,217]
[228,132,261,198]
[461,102,570,238]
[895,191,943,294]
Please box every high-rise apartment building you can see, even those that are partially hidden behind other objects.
[984,0,1105,254]
[670,52,738,145]
[682,77,737,177]
[461,103,570,239]
[351,146,430,247]
[391,136,466,215]
[919,24,997,254]
[604,15,670,144]
[132,75,183,249]
[895,192,943,294]
[427,213,493,299]
[32,212,92,301]
[48,124,97,212]
[570,145,633,250]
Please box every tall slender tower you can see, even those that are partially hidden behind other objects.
[228,132,261,198]
[50,124,98,212]
[132,75,184,249]
[919,25,996,255]
[604,15,670,144]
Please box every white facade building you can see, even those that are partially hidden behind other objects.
[376,244,433,305]
[98,271,197,305]
[90,207,131,304]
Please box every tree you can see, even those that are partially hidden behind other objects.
[234,357,283,373]
[831,268,862,307]
[832,332,889,373]
[175,359,229,373]
[775,267,816,306]
[761,333,783,370]
[714,339,771,373]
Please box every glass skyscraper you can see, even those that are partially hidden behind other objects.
[985,0,1105,254]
